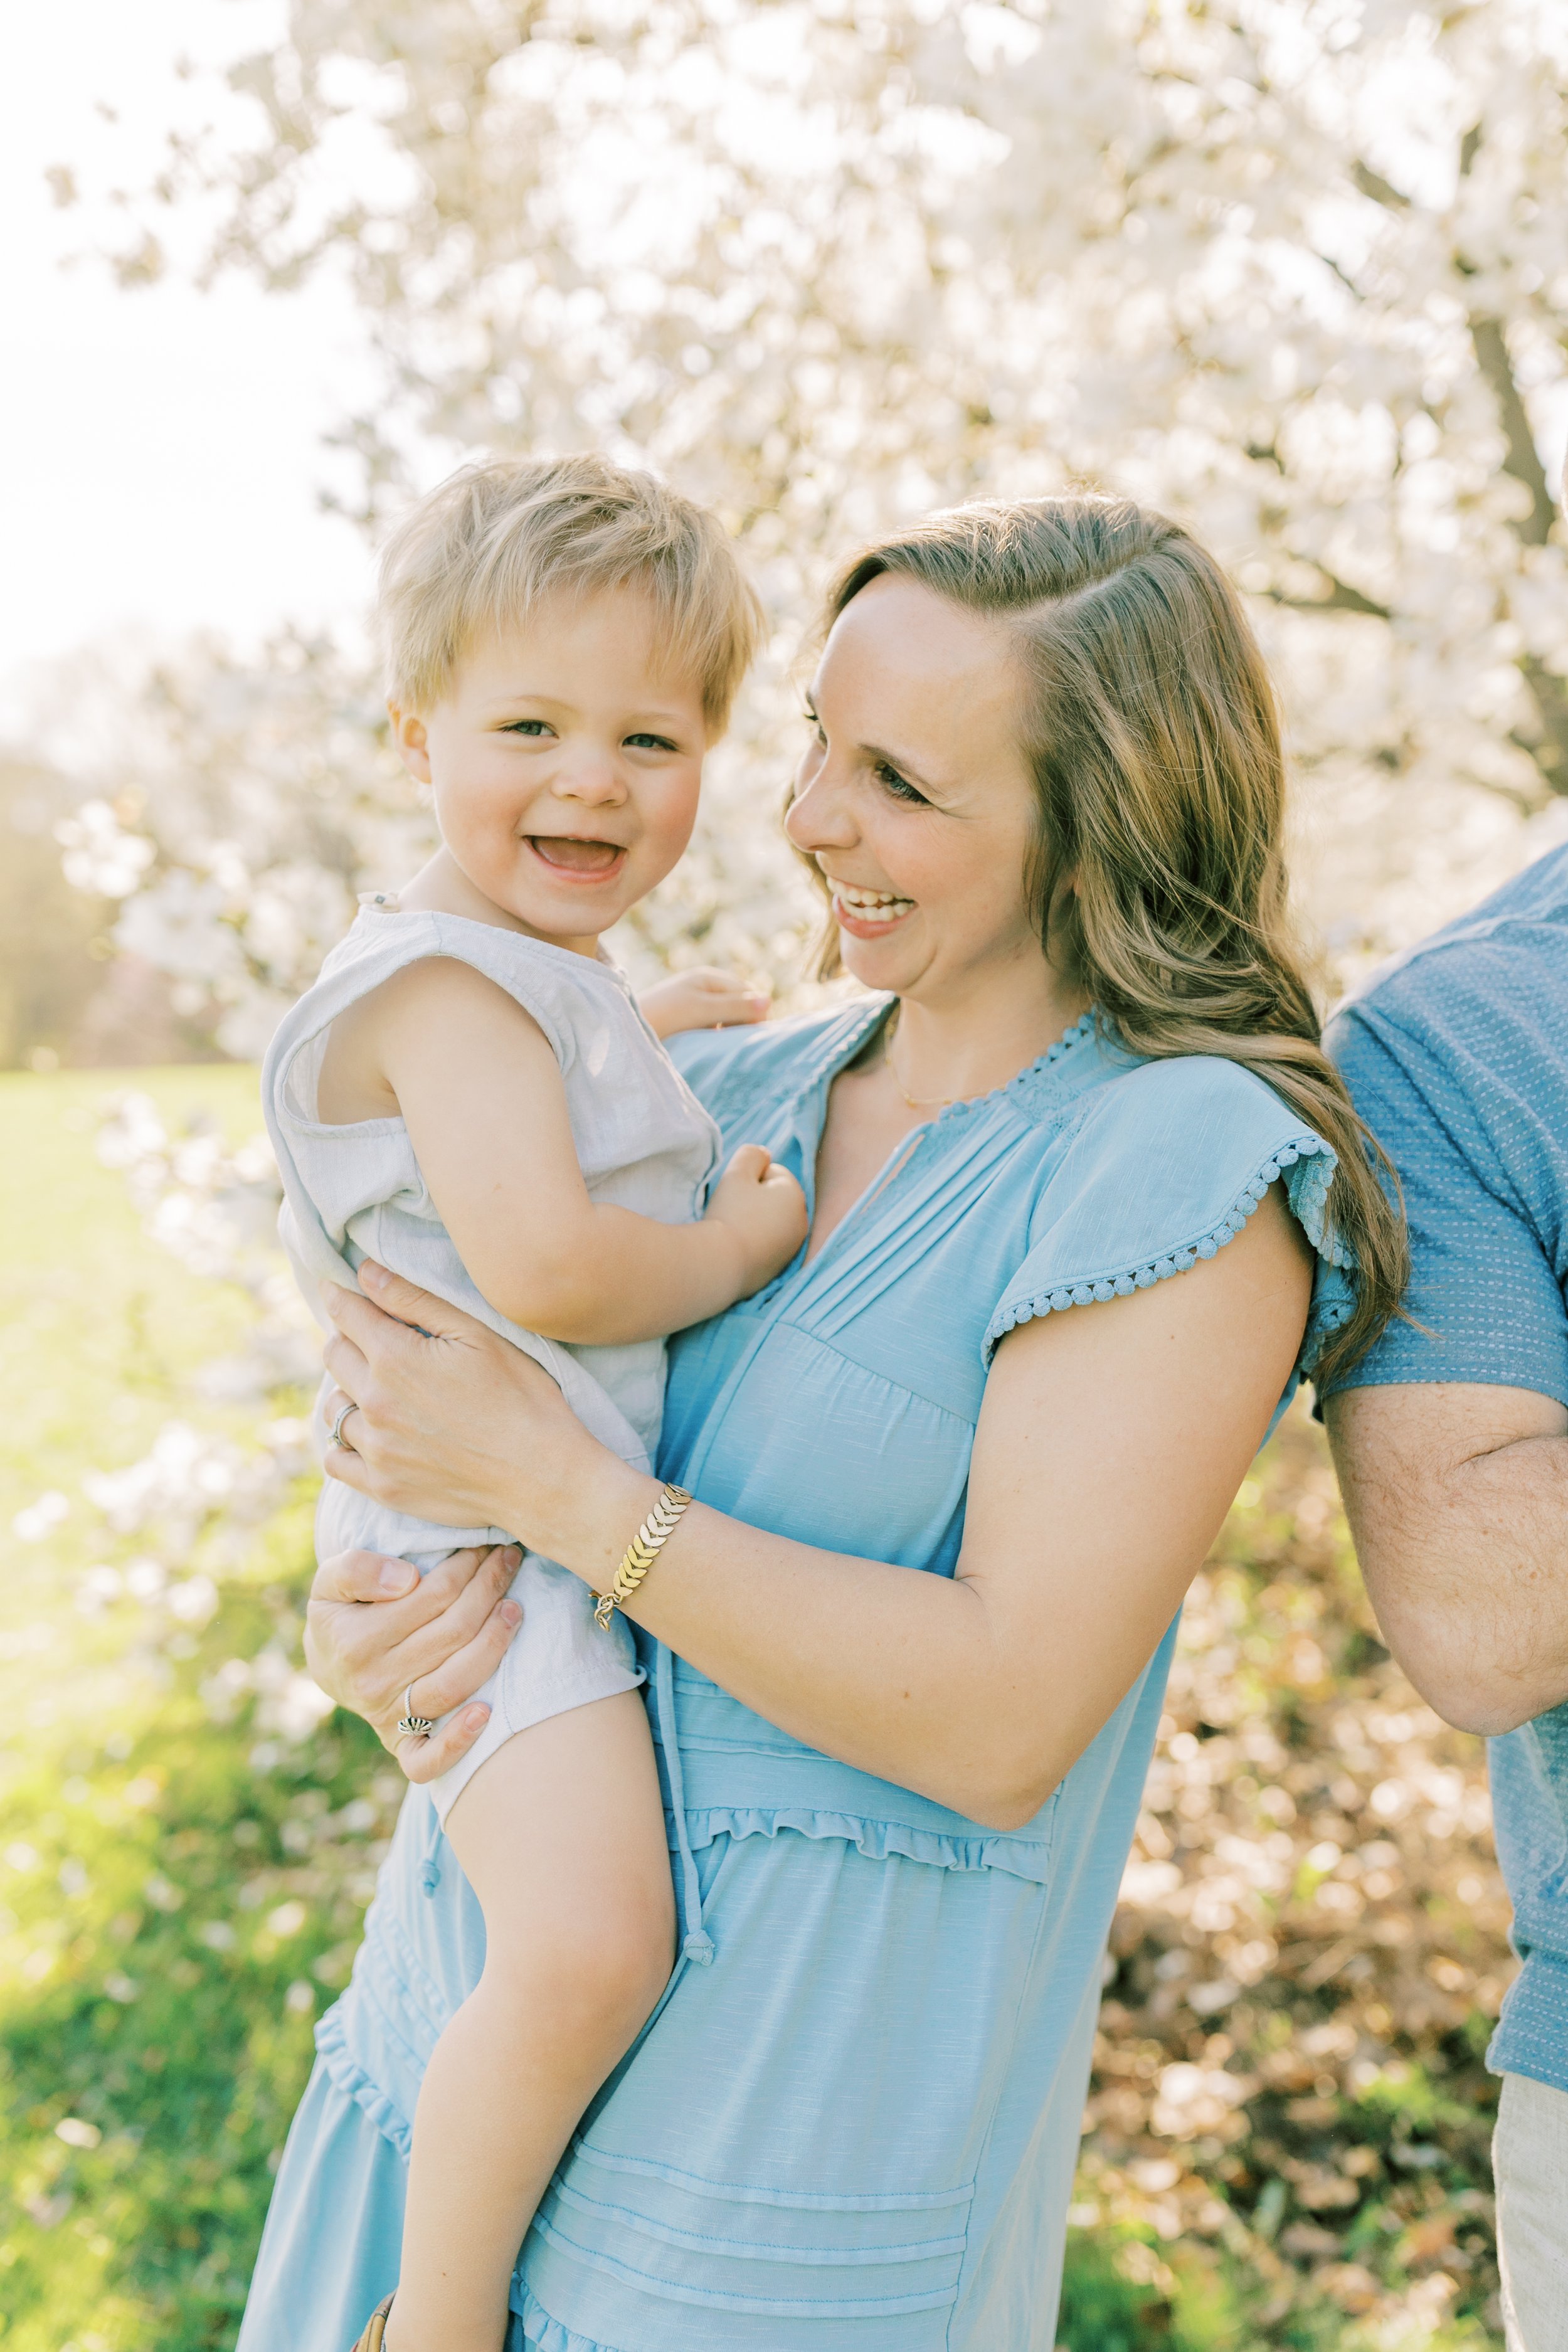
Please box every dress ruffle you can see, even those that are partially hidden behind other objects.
[681,1804,1051,1882]
[516,2279,625,2352]
[314,2005,415,2158]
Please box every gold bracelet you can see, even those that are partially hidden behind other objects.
[592,1483,692,1628]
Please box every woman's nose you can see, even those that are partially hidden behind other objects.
[785,753,857,854]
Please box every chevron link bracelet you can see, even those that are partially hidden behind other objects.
[592,1483,692,1629]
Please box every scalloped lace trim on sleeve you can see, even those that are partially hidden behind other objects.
[983,1135,1341,1362]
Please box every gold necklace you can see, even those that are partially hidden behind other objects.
[881,1005,965,1110]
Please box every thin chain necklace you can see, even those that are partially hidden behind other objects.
[881,1005,969,1111]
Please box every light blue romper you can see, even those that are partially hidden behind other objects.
[239,1000,1354,2352]
[260,902,721,1818]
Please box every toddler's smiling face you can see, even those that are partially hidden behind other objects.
[389,582,709,953]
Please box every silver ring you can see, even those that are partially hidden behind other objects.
[329,1401,359,1451]
[397,1682,435,1738]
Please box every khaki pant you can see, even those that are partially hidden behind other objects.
[1496,2072,1568,2352]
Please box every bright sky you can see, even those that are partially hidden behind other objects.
[2,2,378,729]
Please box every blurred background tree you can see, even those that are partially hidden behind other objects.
[2,4,1564,2346]
[16,0,1566,1061]
[0,761,109,1071]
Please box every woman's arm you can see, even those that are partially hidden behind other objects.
[321,1193,1310,1826]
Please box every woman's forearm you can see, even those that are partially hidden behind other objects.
[547,1458,1049,1828]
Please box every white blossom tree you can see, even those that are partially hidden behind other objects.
[60,0,1568,1039]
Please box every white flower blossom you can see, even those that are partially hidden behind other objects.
[54,800,155,899]
[43,0,1555,1019]
[12,1491,70,1543]
[113,871,245,985]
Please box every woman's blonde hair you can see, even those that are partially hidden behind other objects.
[820,494,1407,1385]
[378,453,763,730]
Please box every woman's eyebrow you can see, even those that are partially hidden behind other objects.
[806,692,944,794]
[861,738,943,795]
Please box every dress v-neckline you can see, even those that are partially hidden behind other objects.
[790,1000,1099,1281]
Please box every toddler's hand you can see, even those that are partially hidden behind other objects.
[640,967,771,1040]
[704,1144,809,1295]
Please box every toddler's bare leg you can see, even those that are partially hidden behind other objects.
[384,1689,674,2352]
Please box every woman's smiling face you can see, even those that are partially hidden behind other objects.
[786,573,1047,1004]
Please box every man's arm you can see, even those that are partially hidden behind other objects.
[1327,1382,1568,1735]
[1322,988,1568,1737]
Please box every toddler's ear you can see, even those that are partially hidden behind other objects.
[387,699,433,785]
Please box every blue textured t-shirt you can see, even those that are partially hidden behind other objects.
[1326,841,1568,2094]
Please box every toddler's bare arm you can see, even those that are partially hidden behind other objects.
[639,964,769,1038]
[329,956,806,1345]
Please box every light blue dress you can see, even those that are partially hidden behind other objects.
[238,1000,1353,2352]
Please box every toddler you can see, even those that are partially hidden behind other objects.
[261,455,807,2352]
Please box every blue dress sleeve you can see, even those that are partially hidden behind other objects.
[982,1054,1355,1381]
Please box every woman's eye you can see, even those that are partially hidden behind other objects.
[505,719,554,738]
[876,762,928,805]
[803,709,826,746]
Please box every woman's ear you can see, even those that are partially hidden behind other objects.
[1038,860,1083,971]
[387,699,433,785]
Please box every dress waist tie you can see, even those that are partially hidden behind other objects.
[655,1641,713,1965]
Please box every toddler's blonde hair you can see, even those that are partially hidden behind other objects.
[378,453,763,729]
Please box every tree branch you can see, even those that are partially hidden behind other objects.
[1469,315,1560,548]
[1352,161,1411,211]
[1516,657,1568,797]
[1262,568,1391,621]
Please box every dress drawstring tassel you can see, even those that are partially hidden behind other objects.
[654,1643,714,1965]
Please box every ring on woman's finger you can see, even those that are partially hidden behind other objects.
[397,1681,437,1737]
[329,1401,359,1451]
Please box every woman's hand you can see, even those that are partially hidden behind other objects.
[319,1263,652,1582]
[305,1544,524,1782]
[639,965,770,1040]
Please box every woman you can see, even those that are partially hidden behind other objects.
[245,495,1405,2351]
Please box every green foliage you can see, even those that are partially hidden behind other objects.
[0,1626,395,2350]
[0,1070,400,2349]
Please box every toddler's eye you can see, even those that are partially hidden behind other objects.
[625,731,679,752]
[504,718,554,738]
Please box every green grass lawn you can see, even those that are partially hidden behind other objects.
[0,1067,262,1628]
[0,1069,1508,2351]
[0,1068,399,2351]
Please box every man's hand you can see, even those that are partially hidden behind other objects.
[305,1543,523,1783]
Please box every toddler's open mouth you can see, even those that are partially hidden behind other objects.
[526,835,627,879]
